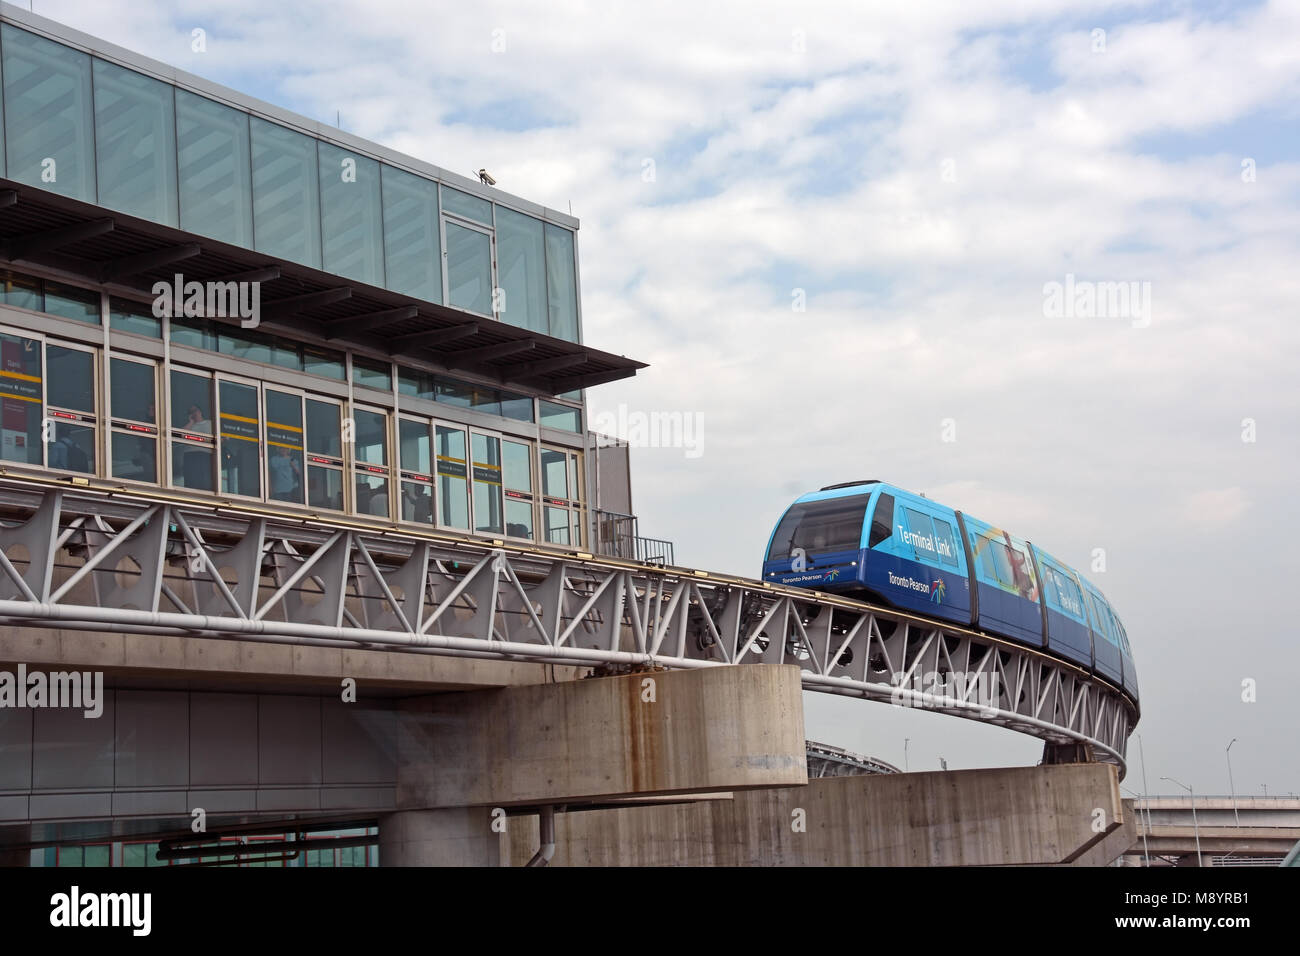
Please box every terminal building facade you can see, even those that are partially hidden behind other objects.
[0,2,645,555]
[0,2,654,867]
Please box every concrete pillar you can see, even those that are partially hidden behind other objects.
[378,808,501,867]
[507,763,1127,866]
[396,664,806,809]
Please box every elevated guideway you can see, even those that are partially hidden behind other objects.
[0,472,1137,771]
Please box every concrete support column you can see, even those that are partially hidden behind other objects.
[378,808,501,867]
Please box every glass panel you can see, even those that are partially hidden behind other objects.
[319,143,383,285]
[305,399,342,457]
[398,366,435,400]
[352,356,391,392]
[265,390,305,504]
[112,431,156,482]
[47,346,94,412]
[544,506,570,545]
[50,422,94,473]
[382,165,441,302]
[545,223,578,342]
[352,408,388,465]
[766,494,869,560]
[445,222,492,316]
[43,282,99,324]
[172,440,213,491]
[495,206,547,333]
[308,465,343,511]
[302,346,345,380]
[400,482,432,522]
[170,370,214,431]
[0,332,42,464]
[538,400,580,432]
[0,271,41,310]
[269,337,300,370]
[471,433,502,534]
[109,297,162,338]
[869,493,894,549]
[441,186,492,224]
[436,425,468,529]
[506,499,533,540]
[540,449,568,499]
[355,474,389,517]
[503,439,533,540]
[931,518,960,567]
[502,440,531,492]
[399,418,431,473]
[568,453,581,504]
[251,117,321,267]
[218,380,261,497]
[170,315,216,351]
[2,25,95,200]
[499,391,533,422]
[110,358,154,422]
[93,59,177,225]
[176,89,253,245]
[218,325,271,365]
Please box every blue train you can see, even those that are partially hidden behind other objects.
[762,481,1138,703]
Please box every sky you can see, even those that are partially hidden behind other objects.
[30,0,1300,797]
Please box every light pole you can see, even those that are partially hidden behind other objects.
[1122,786,1150,867]
[904,738,909,773]
[1163,776,1202,867]
[1226,738,1240,827]
[1136,733,1154,867]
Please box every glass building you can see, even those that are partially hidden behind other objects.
[0,5,643,548]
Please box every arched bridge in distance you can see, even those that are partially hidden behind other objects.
[0,474,1138,775]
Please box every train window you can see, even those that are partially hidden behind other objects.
[398,418,433,523]
[502,439,535,540]
[1085,592,1118,646]
[169,369,215,491]
[932,518,960,568]
[304,398,344,510]
[903,507,937,561]
[983,536,1016,586]
[1007,542,1038,600]
[352,406,390,517]
[45,345,96,475]
[109,357,158,483]
[265,390,305,504]
[868,493,894,548]
[1053,568,1084,618]
[218,380,262,498]
[471,433,504,535]
[767,494,869,560]
[436,425,470,530]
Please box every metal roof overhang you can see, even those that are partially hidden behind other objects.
[0,179,647,394]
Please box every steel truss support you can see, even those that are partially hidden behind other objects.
[0,482,1136,774]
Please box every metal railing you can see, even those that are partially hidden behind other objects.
[593,508,675,566]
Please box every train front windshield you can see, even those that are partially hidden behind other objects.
[767,494,870,562]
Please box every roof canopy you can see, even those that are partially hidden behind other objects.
[0,179,646,394]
